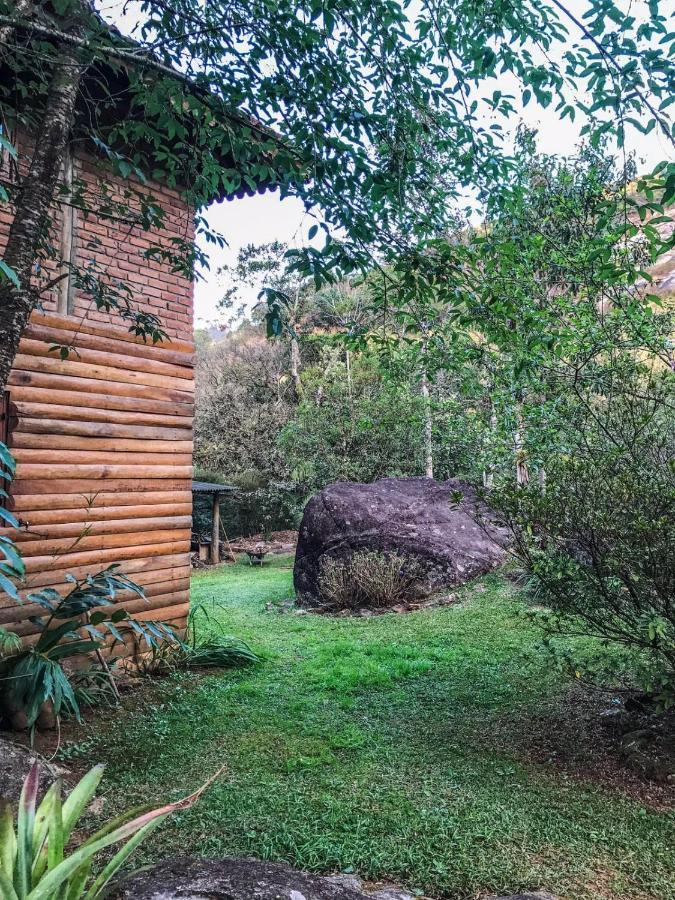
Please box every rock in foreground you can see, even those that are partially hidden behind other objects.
[493,894,557,900]
[113,857,555,900]
[294,477,507,608]
[113,857,404,900]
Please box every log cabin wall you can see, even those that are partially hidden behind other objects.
[0,135,196,655]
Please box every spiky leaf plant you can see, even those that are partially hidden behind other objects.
[0,762,213,900]
[0,567,180,729]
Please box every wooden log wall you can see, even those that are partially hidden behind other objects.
[1,311,194,654]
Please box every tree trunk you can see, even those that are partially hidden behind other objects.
[211,492,220,565]
[421,369,433,479]
[515,401,529,486]
[0,46,83,391]
[482,404,497,489]
[289,333,304,400]
[345,349,352,404]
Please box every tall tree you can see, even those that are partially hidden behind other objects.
[220,241,314,401]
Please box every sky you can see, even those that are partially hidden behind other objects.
[99,0,670,330]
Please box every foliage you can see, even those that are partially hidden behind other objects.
[0,762,208,900]
[225,482,304,540]
[277,344,486,491]
[318,551,422,610]
[496,380,675,707]
[0,442,25,602]
[1,0,673,393]
[0,567,178,729]
[132,601,259,676]
[191,475,304,541]
[194,326,295,482]
[79,558,675,900]
[280,358,422,487]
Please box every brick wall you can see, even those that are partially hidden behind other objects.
[1,129,195,342]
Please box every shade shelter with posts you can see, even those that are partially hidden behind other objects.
[191,481,236,564]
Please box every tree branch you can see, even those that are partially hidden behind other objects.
[0,12,302,159]
[547,0,674,149]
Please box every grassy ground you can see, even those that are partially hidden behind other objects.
[65,556,674,900]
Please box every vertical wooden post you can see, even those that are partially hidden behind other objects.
[58,146,76,315]
[211,491,220,564]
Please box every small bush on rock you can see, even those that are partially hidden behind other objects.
[317,551,421,610]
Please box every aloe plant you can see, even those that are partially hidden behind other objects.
[0,762,211,899]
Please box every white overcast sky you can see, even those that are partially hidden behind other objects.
[100,0,670,329]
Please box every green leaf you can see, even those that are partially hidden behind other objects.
[46,784,63,874]
[0,870,19,900]
[81,818,164,900]
[61,767,105,846]
[0,261,20,289]
[0,443,16,475]
[17,764,39,898]
[0,804,17,882]
[0,133,17,159]
[0,507,19,528]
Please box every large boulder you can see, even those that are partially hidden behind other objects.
[294,477,507,608]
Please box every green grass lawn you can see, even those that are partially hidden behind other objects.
[70,556,674,900]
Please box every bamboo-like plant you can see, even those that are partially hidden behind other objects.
[0,762,216,900]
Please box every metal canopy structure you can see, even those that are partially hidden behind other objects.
[191,481,236,563]
[192,480,236,493]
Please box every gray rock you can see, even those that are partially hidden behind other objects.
[492,893,557,900]
[113,857,396,900]
[112,858,557,900]
[369,889,416,900]
[325,875,366,893]
[0,736,68,804]
[322,875,415,900]
[294,477,507,608]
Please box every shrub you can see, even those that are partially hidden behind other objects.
[131,601,260,677]
[317,551,422,610]
[191,472,304,541]
[0,567,179,731]
[495,390,675,706]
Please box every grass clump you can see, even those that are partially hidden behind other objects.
[318,551,421,610]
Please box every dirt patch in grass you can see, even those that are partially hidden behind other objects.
[490,682,675,811]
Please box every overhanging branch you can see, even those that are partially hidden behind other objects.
[0,12,303,161]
